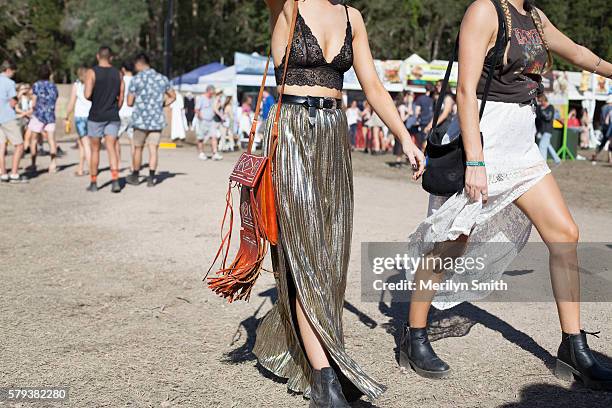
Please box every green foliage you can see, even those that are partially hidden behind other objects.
[0,0,610,82]
[65,0,148,75]
[0,0,70,83]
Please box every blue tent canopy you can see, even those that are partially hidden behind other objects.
[172,62,226,85]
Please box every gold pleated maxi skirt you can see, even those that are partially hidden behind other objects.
[253,103,386,401]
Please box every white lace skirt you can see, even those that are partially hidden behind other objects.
[407,100,550,309]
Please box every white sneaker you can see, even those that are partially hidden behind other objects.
[212,152,223,161]
[198,152,208,161]
[0,173,9,182]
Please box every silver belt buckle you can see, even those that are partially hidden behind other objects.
[318,98,325,109]
[323,97,336,110]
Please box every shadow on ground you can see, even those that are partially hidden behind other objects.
[498,383,612,407]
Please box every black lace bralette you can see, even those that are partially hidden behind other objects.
[274,5,353,91]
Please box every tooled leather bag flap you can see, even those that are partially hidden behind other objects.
[230,153,268,188]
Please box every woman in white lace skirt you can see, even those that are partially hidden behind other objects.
[399,0,612,391]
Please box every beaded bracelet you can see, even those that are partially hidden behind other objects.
[466,161,486,167]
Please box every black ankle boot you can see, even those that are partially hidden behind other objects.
[399,325,450,379]
[309,367,350,408]
[555,330,612,391]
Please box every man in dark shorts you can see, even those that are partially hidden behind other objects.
[84,46,124,193]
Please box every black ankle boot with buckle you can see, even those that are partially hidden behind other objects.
[555,330,612,391]
[309,367,350,408]
[399,325,450,379]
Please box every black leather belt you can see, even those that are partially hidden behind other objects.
[283,95,343,126]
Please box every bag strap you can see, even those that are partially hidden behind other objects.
[430,0,507,134]
[247,0,299,153]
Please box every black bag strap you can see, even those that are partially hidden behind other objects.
[430,0,508,134]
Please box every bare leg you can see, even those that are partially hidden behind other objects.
[23,127,32,153]
[211,137,218,155]
[29,132,39,168]
[76,137,85,175]
[82,136,91,171]
[147,143,158,171]
[11,143,24,175]
[89,137,100,177]
[514,174,581,334]
[0,141,6,175]
[47,130,57,173]
[115,137,122,169]
[408,237,468,328]
[129,136,135,172]
[104,135,119,173]
[372,127,381,152]
[132,146,143,172]
[295,297,330,370]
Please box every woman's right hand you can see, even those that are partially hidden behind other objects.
[465,165,488,204]
[401,135,425,180]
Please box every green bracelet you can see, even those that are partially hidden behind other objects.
[466,161,485,167]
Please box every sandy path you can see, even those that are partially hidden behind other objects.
[1,144,610,407]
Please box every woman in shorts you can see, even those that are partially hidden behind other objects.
[65,67,92,176]
[28,66,59,173]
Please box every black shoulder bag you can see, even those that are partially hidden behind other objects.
[422,0,508,197]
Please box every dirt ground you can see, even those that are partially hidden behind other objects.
[1,140,611,408]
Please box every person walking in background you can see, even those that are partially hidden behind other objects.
[567,108,580,128]
[118,61,135,171]
[258,89,275,141]
[218,95,235,152]
[238,94,253,149]
[536,94,561,165]
[346,100,360,149]
[361,100,372,152]
[28,65,59,174]
[212,89,225,145]
[184,91,195,131]
[64,66,92,176]
[579,109,590,148]
[414,84,434,151]
[424,84,455,135]
[592,95,612,163]
[125,53,175,188]
[170,91,187,144]
[393,94,410,163]
[15,84,33,140]
[0,60,27,183]
[195,85,222,161]
[369,110,385,154]
[84,46,124,193]
[402,92,418,136]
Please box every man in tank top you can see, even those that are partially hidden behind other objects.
[84,46,124,193]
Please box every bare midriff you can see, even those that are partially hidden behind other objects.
[277,84,343,100]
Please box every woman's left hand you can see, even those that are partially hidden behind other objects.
[401,135,425,180]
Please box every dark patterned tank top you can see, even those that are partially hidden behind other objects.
[477,2,548,104]
[274,4,354,91]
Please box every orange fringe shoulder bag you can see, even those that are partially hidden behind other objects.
[205,1,298,302]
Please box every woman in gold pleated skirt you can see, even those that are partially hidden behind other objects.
[255,1,425,405]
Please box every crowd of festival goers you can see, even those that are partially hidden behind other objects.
[2,54,612,189]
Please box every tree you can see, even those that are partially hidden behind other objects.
[1,0,70,83]
[1,0,610,82]
[63,0,148,76]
